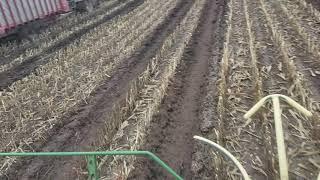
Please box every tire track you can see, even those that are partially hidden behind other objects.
[128,0,224,179]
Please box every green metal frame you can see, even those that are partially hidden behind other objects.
[0,151,183,180]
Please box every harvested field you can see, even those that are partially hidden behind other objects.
[0,0,319,179]
[0,0,142,89]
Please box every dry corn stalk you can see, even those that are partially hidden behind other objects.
[0,0,133,73]
[277,0,320,60]
[0,0,119,61]
[296,0,320,22]
[257,0,320,178]
[215,0,233,178]
[258,0,309,106]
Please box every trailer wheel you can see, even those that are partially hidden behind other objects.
[16,22,39,42]
[85,0,94,12]
[76,0,94,12]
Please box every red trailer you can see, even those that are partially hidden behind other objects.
[0,0,70,38]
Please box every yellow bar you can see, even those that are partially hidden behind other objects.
[244,96,269,119]
[280,95,312,117]
[272,96,289,180]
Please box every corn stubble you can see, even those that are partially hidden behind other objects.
[215,0,233,178]
[296,0,320,22]
[0,0,129,73]
[216,0,269,178]
[207,0,320,179]
[259,0,320,178]
[0,0,319,179]
[97,0,207,178]
[0,0,178,176]
[277,0,320,62]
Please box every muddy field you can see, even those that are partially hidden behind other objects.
[0,0,319,179]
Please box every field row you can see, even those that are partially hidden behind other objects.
[0,0,319,179]
[0,0,182,176]
[197,0,320,179]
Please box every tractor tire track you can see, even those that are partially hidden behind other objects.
[128,0,224,179]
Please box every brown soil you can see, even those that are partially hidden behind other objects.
[248,0,289,178]
[0,0,143,90]
[128,0,224,179]
[269,0,320,94]
[191,0,226,179]
[3,0,194,179]
[306,0,320,10]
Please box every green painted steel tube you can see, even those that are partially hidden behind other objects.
[87,155,98,180]
[0,151,183,180]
